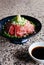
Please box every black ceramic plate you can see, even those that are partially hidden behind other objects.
[0,15,42,44]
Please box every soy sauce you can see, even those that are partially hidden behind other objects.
[32,47,44,60]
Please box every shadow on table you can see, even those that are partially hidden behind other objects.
[14,49,35,63]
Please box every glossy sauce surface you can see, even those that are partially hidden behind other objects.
[32,47,44,60]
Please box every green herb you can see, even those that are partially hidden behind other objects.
[11,15,27,26]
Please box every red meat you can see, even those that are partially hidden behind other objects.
[24,21,35,34]
[8,25,15,35]
[6,20,35,37]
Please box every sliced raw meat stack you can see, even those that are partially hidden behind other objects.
[5,21,35,37]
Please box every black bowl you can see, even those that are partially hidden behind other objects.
[0,15,42,44]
